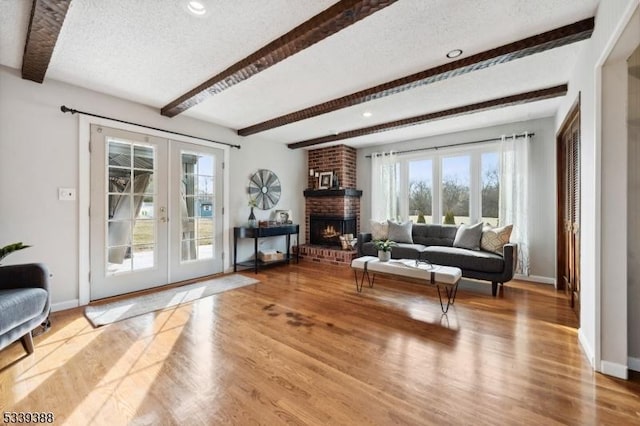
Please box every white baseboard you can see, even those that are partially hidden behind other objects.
[514,274,556,285]
[51,299,80,312]
[578,328,596,368]
[600,360,628,380]
[628,357,640,372]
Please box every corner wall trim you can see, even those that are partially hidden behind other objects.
[628,357,640,373]
[51,299,80,313]
[600,360,628,380]
[578,328,595,369]
[514,274,556,285]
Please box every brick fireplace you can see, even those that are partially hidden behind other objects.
[297,145,362,266]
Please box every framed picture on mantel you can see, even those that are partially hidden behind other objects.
[318,172,333,189]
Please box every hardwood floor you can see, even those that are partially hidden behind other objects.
[1,262,639,425]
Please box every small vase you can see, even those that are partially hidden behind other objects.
[378,250,391,262]
[248,207,257,228]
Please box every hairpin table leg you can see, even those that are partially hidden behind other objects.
[436,283,458,314]
[354,268,371,293]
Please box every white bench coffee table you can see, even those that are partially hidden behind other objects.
[351,256,462,313]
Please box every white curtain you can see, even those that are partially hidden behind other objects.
[371,151,398,221]
[499,133,530,275]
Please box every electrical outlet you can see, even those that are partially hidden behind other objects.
[58,187,76,201]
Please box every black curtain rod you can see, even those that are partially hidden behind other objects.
[60,105,241,149]
[365,132,534,158]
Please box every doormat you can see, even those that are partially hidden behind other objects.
[85,274,259,327]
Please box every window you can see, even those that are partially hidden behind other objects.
[481,152,500,226]
[441,155,470,225]
[408,159,433,223]
[395,144,500,225]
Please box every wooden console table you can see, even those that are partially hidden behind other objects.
[233,224,299,273]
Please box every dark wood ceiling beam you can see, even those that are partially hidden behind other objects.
[287,84,568,149]
[241,18,593,136]
[161,0,398,118]
[22,0,72,83]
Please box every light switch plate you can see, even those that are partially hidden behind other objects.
[58,187,76,201]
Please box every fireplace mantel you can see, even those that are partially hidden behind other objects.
[303,188,362,198]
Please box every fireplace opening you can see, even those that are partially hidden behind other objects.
[310,215,356,247]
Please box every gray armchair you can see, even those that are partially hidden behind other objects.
[0,263,51,354]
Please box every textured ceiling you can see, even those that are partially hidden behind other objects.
[0,0,599,149]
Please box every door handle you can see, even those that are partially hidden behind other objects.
[160,207,169,223]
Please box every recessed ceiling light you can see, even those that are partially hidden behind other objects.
[446,49,463,59]
[362,111,373,118]
[185,0,208,16]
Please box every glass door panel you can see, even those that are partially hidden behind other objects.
[106,140,157,274]
[90,125,168,300]
[170,143,223,282]
[180,152,214,261]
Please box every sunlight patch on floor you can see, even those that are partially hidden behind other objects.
[66,308,187,425]
[10,318,107,405]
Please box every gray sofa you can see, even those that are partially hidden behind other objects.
[0,263,51,355]
[358,223,517,296]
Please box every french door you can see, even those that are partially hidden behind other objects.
[89,125,223,300]
[169,141,223,282]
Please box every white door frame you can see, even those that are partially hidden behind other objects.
[592,0,639,379]
[78,115,231,306]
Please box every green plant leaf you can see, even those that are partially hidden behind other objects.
[0,242,31,261]
[444,211,456,225]
[373,239,396,252]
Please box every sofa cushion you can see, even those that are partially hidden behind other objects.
[391,243,426,259]
[388,220,413,243]
[421,246,505,273]
[481,224,513,254]
[453,222,483,250]
[360,241,378,257]
[0,288,47,335]
[370,220,389,240]
[360,242,426,259]
[411,224,457,246]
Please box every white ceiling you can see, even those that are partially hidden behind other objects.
[0,0,599,149]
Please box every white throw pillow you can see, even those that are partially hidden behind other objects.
[481,224,513,254]
[387,220,413,243]
[370,220,389,240]
[453,222,483,250]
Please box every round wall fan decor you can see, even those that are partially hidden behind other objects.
[248,169,281,210]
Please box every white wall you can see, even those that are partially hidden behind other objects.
[627,45,640,370]
[554,0,639,377]
[229,139,306,263]
[601,59,629,372]
[357,117,557,281]
[0,65,305,309]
